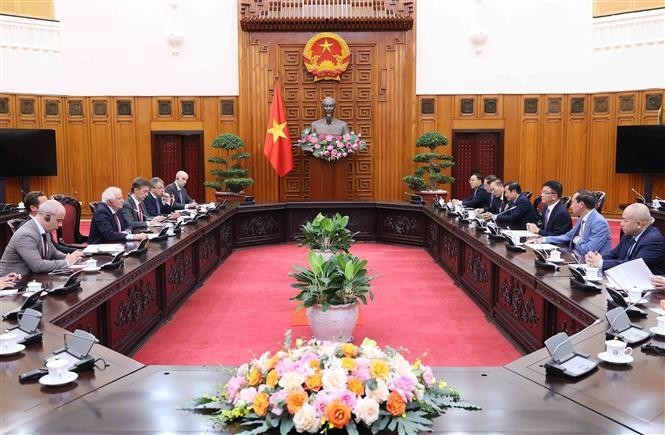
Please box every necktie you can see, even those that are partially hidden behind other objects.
[41,233,49,259]
[114,213,122,232]
[542,207,550,229]
[579,219,586,238]
[626,237,637,259]
[137,204,143,222]
[156,197,161,215]
[178,189,183,203]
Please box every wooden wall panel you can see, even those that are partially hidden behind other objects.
[519,95,542,191]
[39,96,67,196]
[64,97,91,205]
[89,98,115,198]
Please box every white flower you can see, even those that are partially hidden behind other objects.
[365,378,389,403]
[293,403,321,433]
[236,363,249,377]
[279,371,305,392]
[392,354,412,375]
[353,397,380,425]
[322,368,348,393]
[236,387,257,405]
[361,344,385,360]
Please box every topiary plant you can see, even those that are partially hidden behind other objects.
[204,133,254,193]
[402,131,455,192]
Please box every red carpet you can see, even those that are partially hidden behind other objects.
[134,243,522,367]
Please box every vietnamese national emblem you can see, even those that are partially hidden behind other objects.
[303,32,351,81]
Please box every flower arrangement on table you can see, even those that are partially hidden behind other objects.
[191,334,479,435]
[296,132,367,162]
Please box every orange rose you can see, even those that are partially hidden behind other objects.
[347,377,364,396]
[341,357,357,371]
[309,359,321,371]
[324,400,351,429]
[286,390,309,414]
[386,391,406,416]
[305,373,322,392]
[340,343,358,357]
[266,354,280,371]
[253,392,269,417]
[266,369,278,387]
[370,359,389,379]
[247,367,263,386]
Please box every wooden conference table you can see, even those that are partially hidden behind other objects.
[1,202,663,433]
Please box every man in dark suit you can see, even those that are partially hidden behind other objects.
[0,200,84,275]
[455,173,490,209]
[165,170,198,209]
[527,180,572,236]
[88,187,149,245]
[144,177,182,218]
[121,177,165,230]
[586,203,665,274]
[478,178,506,216]
[495,182,539,229]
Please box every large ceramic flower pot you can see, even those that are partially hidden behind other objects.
[312,249,335,261]
[306,303,358,342]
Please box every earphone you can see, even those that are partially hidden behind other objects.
[44,214,51,222]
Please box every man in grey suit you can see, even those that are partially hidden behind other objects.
[121,177,165,230]
[0,200,84,276]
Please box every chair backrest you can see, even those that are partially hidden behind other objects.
[51,194,88,244]
[89,201,102,214]
[561,196,572,210]
[533,196,546,213]
[7,218,26,234]
[593,191,606,214]
[524,191,533,200]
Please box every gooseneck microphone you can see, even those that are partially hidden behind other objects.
[631,188,646,204]
[607,288,657,334]
[494,205,517,218]
[549,319,603,362]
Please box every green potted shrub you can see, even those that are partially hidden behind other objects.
[204,133,254,194]
[290,251,374,341]
[296,212,357,255]
[402,131,455,201]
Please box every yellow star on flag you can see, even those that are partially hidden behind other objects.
[319,39,333,53]
[267,118,288,143]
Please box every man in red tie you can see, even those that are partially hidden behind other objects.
[88,187,149,244]
[121,177,166,230]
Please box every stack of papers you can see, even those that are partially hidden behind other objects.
[82,244,125,255]
[605,258,654,291]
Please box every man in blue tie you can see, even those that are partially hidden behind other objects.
[455,173,490,209]
[531,189,611,256]
[526,180,572,236]
[143,177,182,218]
[585,203,665,274]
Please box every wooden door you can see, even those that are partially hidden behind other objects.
[152,133,204,202]
[452,132,503,200]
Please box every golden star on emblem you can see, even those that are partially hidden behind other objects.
[318,39,333,53]
[267,119,288,142]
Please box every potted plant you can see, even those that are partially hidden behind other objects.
[296,212,357,257]
[290,251,374,342]
[204,133,254,196]
[402,131,455,203]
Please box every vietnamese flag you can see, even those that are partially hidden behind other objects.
[264,80,294,177]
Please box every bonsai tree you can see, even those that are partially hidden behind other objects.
[296,213,357,253]
[402,131,455,192]
[204,133,254,193]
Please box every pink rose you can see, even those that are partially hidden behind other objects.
[325,135,333,142]
[327,145,334,151]
[352,144,358,150]
[314,144,321,149]
[342,153,347,157]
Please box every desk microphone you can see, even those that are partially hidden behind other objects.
[606,289,656,344]
[548,318,603,362]
[631,188,646,204]
[494,205,517,220]
[607,288,656,333]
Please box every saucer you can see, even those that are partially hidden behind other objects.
[39,371,78,386]
[547,257,565,263]
[82,266,101,273]
[597,352,633,364]
[23,289,42,297]
[585,276,603,282]
[650,327,665,337]
[0,344,26,356]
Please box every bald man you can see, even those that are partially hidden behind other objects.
[165,170,197,209]
[0,200,84,275]
[586,203,665,274]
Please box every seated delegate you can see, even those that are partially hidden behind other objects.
[88,187,149,244]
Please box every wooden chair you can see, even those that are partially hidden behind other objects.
[89,201,102,214]
[7,218,26,234]
[592,191,606,214]
[561,196,572,210]
[51,194,88,247]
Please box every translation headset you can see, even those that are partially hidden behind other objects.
[44,214,51,222]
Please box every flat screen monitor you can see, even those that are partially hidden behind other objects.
[615,125,665,174]
[0,129,57,177]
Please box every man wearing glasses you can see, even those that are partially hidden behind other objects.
[526,180,572,236]
[585,202,665,274]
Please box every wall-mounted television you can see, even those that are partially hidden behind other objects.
[0,129,57,177]
[615,125,665,174]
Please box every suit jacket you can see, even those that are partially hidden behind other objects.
[461,186,490,209]
[602,225,665,274]
[165,182,194,206]
[545,209,612,256]
[120,198,149,230]
[0,219,67,276]
[495,194,539,229]
[13,217,76,254]
[483,193,506,214]
[143,193,178,217]
[538,201,572,237]
[88,204,130,244]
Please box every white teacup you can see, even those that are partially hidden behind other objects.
[511,235,521,246]
[652,200,660,209]
[46,357,69,380]
[468,210,476,220]
[627,289,644,304]
[605,339,632,361]
[84,259,98,270]
[548,250,561,261]
[656,316,665,334]
[17,202,25,209]
[0,332,18,352]
[585,266,599,280]
[26,281,42,292]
